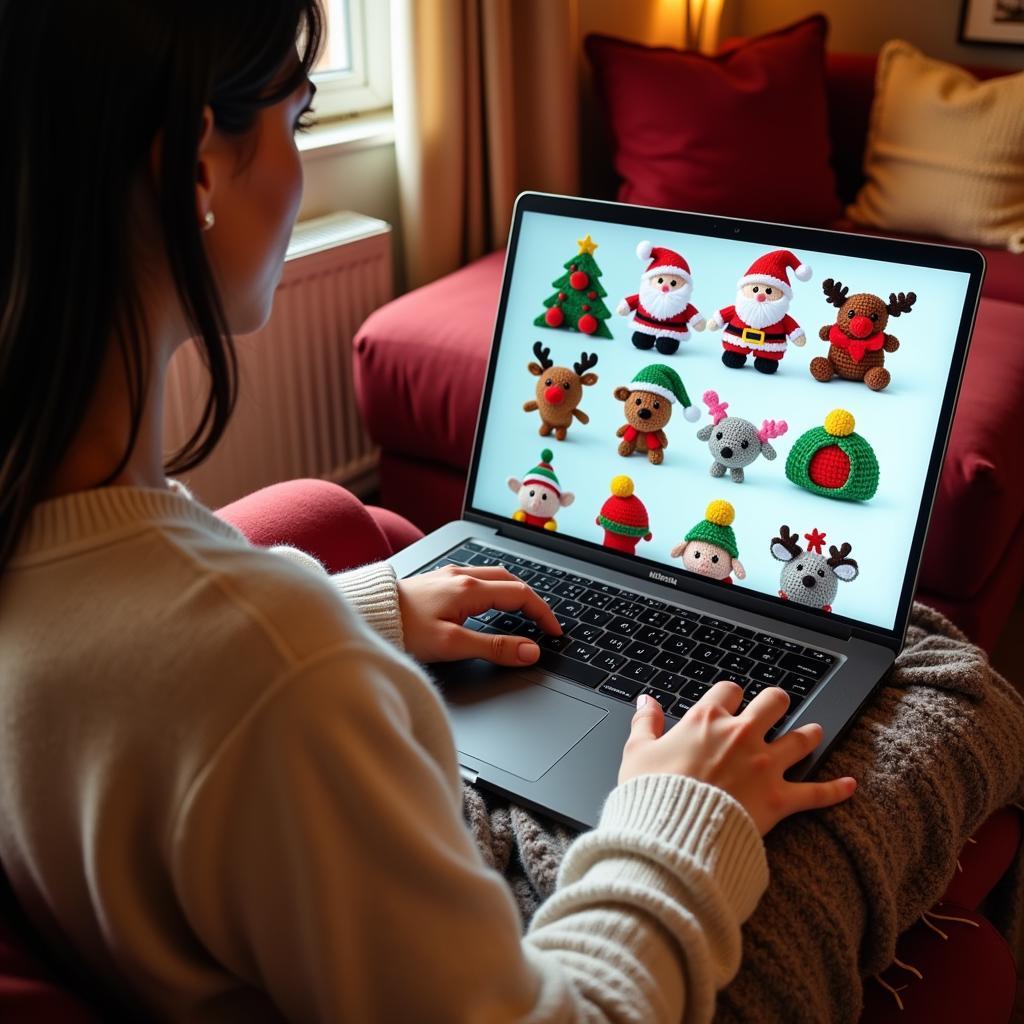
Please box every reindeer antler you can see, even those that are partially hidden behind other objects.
[757,419,789,444]
[531,341,553,370]
[702,389,729,425]
[773,525,802,558]
[827,541,854,567]
[822,278,849,308]
[887,291,917,318]
[573,351,598,375]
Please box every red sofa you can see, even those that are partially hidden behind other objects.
[354,49,1024,653]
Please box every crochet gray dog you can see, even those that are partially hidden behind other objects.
[696,389,789,483]
[770,525,859,613]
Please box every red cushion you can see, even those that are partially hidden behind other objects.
[920,297,1024,600]
[940,807,1022,909]
[859,903,1016,1022]
[585,17,842,225]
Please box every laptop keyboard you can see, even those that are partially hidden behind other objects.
[419,541,838,734]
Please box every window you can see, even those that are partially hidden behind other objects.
[311,0,392,121]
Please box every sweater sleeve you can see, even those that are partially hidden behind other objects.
[170,644,768,1024]
[269,545,404,649]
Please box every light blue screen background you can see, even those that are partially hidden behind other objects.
[470,210,971,631]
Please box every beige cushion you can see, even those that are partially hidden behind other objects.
[848,40,1024,254]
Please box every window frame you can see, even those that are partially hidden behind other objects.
[311,0,392,122]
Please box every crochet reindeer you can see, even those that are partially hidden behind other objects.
[696,389,788,483]
[522,343,599,441]
[810,278,916,391]
[770,526,859,612]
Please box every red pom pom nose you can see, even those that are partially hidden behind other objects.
[756,293,766,302]
[545,385,565,404]
[850,314,874,338]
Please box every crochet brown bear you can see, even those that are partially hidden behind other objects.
[613,364,698,466]
[810,279,916,391]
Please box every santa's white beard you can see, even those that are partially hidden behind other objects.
[639,278,692,321]
[735,290,790,328]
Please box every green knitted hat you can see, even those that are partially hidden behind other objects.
[629,364,700,421]
[521,448,562,497]
[785,409,879,502]
[683,500,739,558]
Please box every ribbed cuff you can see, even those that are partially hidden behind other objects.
[329,562,405,650]
[593,774,767,925]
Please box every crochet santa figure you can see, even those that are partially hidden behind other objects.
[507,449,574,531]
[615,241,705,356]
[595,476,652,555]
[706,249,812,375]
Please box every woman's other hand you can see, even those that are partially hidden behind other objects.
[397,565,561,666]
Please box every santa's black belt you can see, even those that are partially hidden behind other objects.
[724,323,786,341]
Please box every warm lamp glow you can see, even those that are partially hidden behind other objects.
[662,0,726,54]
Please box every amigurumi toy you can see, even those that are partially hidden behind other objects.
[811,278,916,391]
[770,526,859,613]
[695,389,788,483]
[507,449,574,531]
[785,409,879,501]
[522,342,599,441]
[670,500,746,584]
[614,364,700,466]
[595,476,652,554]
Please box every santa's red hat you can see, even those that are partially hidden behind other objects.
[636,240,691,283]
[737,249,811,297]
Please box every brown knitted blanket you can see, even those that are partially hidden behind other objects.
[462,603,1024,1022]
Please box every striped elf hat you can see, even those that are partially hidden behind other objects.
[522,449,562,497]
[597,476,650,536]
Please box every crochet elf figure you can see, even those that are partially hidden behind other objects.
[670,500,746,584]
[595,476,652,554]
[785,408,880,502]
[615,240,705,356]
[705,249,812,374]
[506,449,574,531]
[614,364,701,466]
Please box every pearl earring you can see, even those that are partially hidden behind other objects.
[202,210,216,231]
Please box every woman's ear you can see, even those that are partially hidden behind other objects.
[195,105,217,228]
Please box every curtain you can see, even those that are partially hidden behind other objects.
[391,0,580,289]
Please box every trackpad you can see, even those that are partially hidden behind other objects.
[445,672,607,782]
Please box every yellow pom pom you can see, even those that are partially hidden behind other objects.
[824,408,855,437]
[705,499,735,527]
[610,475,634,498]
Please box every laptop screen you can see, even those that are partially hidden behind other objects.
[466,198,979,635]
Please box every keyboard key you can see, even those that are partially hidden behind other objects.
[580,590,613,609]
[670,697,696,717]
[621,660,656,684]
[652,650,686,673]
[470,608,502,624]
[566,573,589,586]
[640,686,674,710]
[720,653,754,675]
[623,641,657,662]
[463,541,487,552]
[593,651,627,674]
[681,679,712,701]
[665,616,698,636]
[636,626,668,646]
[606,617,641,638]
[700,615,732,630]
[556,600,586,619]
[529,576,559,594]
[638,595,671,610]
[663,636,696,657]
[778,652,830,679]
[569,623,603,645]
[754,632,782,647]
[673,608,702,622]
[553,581,587,600]
[580,607,613,627]
[493,613,522,632]
[803,648,835,667]
[468,553,502,567]
[608,598,641,618]
[751,644,783,665]
[506,565,536,583]
[691,645,723,665]
[447,546,478,563]
[599,677,641,702]
[781,693,805,717]
[780,673,816,697]
[591,582,622,596]
[516,621,543,640]
[596,632,630,653]
[681,660,718,683]
[779,638,803,652]
[651,671,685,693]
[565,641,598,663]
[553,613,578,633]
[750,662,786,685]
[638,608,670,627]
[546,568,568,579]
[693,625,725,645]
[539,633,571,652]
[714,671,749,686]
[721,635,755,656]
[537,651,606,688]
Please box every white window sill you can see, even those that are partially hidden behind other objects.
[297,110,395,163]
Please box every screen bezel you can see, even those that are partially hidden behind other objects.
[462,192,985,649]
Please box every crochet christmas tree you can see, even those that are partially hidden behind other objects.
[785,409,879,502]
[534,233,613,339]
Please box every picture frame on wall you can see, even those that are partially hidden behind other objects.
[959,0,1024,46]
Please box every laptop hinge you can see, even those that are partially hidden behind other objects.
[459,765,479,785]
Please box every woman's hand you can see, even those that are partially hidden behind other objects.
[619,680,857,835]
[397,565,562,666]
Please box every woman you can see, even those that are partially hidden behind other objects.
[0,1,856,1020]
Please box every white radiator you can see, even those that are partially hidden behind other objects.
[164,211,391,509]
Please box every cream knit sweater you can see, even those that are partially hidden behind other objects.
[0,484,768,1022]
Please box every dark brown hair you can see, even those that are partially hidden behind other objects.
[0,0,324,570]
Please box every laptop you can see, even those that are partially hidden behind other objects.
[388,192,985,830]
